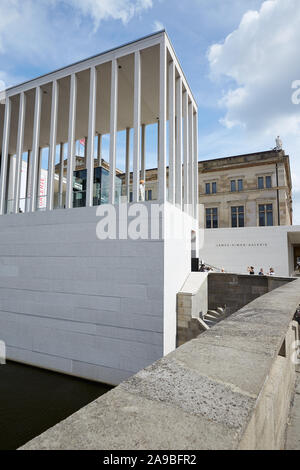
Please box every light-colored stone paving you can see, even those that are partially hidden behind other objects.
[286,366,300,450]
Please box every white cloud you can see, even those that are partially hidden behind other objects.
[208,0,300,136]
[207,0,300,224]
[60,0,153,28]
[0,0,153,88]
[152,20,164,32]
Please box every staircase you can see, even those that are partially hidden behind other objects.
[201,306,228,329]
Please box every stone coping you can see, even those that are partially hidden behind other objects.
[179,272,208,296]
[20,278,300,450]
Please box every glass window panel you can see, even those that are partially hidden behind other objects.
[238,207,245,228]
[205,183,210,194]
[267,205,273,226]
[266,176,272,188]
[212,182,217,194]
[213,208,218,228]
[258,177,264,189]
[238,179,243,191]
[231,180,236,192]
[231,207,237,228]
[206,208,211,228]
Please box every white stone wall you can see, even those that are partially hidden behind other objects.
[0,204,196,385]
[0,207,166,385]
[163,204,199,354]
[199,225,300,277]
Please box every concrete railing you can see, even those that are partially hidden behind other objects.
[21,279,300,450]
[208,272,294,315]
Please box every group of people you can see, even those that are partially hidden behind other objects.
[199,262,214,273]
[247,266,275,276]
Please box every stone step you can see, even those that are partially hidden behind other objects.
[196,318,210,331]
[205,314,220,322]
[204,319,216,327]
[207,310,223,319]
[216,307,225,315]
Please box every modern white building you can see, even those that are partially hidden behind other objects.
[0,31,199,385]
[199,225,300,277]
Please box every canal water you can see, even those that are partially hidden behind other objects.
[0,361,112,450]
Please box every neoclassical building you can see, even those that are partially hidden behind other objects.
[122,148,293,228]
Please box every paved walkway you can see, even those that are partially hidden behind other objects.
[286,366,300,450]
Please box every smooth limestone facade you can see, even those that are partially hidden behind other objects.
[0,204,197,385]
[199,224,300,277]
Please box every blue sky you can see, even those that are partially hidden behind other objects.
[1,0,300,222]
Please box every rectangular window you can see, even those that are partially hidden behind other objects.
[238,179,243,191]
[259,204,273,226]
[231,180,236,192]
[231,206,245,228]
[147,190,152,201]
[206,208,218,229]
[205,183,211,195]
[266,204,273,226]
[258,176,264,189]
[212,182,217,194]
[129,192,133,203]
[266,175,272,188]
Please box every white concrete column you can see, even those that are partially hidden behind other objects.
[14,92,26,214]
[25,150,31,211]
[66,73,77,209]
[183,90,189,209]
[37,147,42,208]
[86,66,97,207]
[97,133,102,167]
[7,154,16,212]
[188,100,194,214]
[0,97,11,215]
[157,120,160,165]
[133,51,141,203]
[59,143,64,208]
[175,77,182,209]
[193,111,199,220]
[125,127,130,201]
[84,137,87,166]
[47,80,59,211]
[159,40,167,202]
[109,59,118,205]
[141,124,146,182]
[29,86,42,212]
[168,61,176,205]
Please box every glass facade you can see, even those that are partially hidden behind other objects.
[73,167,122,208]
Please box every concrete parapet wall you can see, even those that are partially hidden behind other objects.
[21,278,300,450]
[208,272,293,315]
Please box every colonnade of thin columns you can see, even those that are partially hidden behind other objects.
[0,37,198,219]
